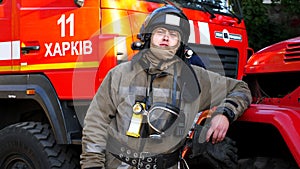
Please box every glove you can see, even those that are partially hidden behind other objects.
[189,124,238,169]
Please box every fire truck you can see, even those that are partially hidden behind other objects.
[0,0,249,168]
[229,37,300,169]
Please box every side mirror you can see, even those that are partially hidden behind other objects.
[74,0,84,7]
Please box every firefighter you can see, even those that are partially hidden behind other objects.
[81,5,252,169]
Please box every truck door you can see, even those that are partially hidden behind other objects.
[0,0,18,73]
[19,0,100,98]
[19,0,100,68]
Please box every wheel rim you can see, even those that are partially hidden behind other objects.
[3,154,35,169]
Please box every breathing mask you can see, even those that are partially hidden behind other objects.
[147,102,180,135]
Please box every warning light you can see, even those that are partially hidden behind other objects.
[26,89,36,95]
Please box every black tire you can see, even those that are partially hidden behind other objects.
[238,157,299,169]
[0,122,80,169]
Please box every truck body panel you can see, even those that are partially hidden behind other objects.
[241,36,300,167]
[240,105,300,166]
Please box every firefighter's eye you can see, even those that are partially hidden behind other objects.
[169,31,178,37]
[155,29,166,35]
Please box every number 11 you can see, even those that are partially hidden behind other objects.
[57,13,75,37]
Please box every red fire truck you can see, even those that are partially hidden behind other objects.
[187,37,300,169]
[0,0,249,168]
[229,37,300,169]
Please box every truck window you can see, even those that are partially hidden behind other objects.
[146,0,242,19]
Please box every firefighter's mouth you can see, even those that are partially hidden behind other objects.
[159,44,169,46]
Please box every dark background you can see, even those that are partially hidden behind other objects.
[241,0,300,52]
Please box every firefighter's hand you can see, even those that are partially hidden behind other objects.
[206,114,229,144]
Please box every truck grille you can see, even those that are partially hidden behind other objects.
[285,42,300,61]
[188,44,239,78]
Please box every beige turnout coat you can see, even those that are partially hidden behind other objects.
[80,53,252,169]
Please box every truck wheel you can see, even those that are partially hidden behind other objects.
[0,122,80,169]
[238,157,298,169]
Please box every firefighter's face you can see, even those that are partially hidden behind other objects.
[152,27,180,47]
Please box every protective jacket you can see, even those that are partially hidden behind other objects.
[80,50,252,169]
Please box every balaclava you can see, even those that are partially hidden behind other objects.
[145,29,181,70]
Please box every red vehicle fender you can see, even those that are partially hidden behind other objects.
[239,104,300,166]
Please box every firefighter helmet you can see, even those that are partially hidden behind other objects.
[138,5,190,44]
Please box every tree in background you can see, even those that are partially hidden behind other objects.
[241,0,300,52]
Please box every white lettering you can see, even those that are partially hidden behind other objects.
[62,41,70,56]
[57,14,66,37]
[53,43,63,56]
[44,40,93,57]
[58,14,75,37]
[45,43,53,57]
[71,41,79,55]
[66,14,75,37]
[79,41,83,55]
[83,40,92,54]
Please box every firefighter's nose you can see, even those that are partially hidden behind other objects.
[163,34,169,41]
